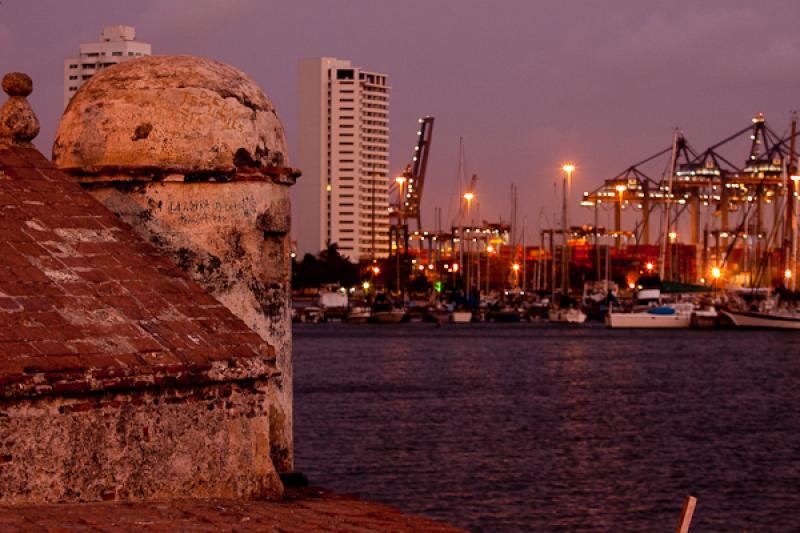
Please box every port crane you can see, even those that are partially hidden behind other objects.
[391,116,434,231]
[580,112,800,283]
[387,117,434,291]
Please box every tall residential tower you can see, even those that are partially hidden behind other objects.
[295,57,390,262]
[64,25,151,107]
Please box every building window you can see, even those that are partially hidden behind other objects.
[112,51,122,57]
[82,75,92,80]
[68,64,78,69]
[68,75,78,80]
[68,86,78,91]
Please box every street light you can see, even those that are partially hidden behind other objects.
[395,175,407,210]
[561,164,576,293]
[645,262,654,273]
[614,184,626,250]
[463,191,475,214]
[711,266,721,295]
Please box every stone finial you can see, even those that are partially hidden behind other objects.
[0,72,40,146]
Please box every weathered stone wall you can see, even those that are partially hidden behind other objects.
[0,379,282,504]
[82,179,294,470]
[52,56,298,472]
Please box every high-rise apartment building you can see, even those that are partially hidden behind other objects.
[295,57,390,262]
[64,25,151,107]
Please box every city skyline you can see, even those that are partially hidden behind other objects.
[3,0,800,244]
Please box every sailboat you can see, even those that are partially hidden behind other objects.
[721,114,800,329]
[720,307,800,329]
[606,129,717,328]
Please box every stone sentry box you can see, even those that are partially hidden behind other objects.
[0,60,296,505]
[52,56,299,472]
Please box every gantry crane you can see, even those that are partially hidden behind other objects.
[581,112,800,282]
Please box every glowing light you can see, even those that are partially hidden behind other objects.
[362,281,370,290]
[712,267,721,279]
[428,264,434,270]
[786,269,792,280]
[628,282,636,289]
[615,184,626,193]
[418,265,425,271]
[487,245,494,253]
[512,263,520,272]
[645,262,654,272]
[395,176,407,185]
[452,263,460,272]
[463,192,475,202]
[562,164,575,173]
[371,266,380,275]
[668,231,678,241]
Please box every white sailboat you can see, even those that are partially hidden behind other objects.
[720,308,800,329]
[606,302,693,328]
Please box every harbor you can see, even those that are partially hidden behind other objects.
[294,112,800,331]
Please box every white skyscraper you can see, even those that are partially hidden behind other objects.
[295,57,390,262]
[64,25,151,107]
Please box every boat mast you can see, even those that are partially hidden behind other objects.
[659,129,680,280]
[785,112,797,290]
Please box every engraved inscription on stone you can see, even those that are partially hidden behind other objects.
[165,195,257,225]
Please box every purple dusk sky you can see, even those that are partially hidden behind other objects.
[3,0,800,238]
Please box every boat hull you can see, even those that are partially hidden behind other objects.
[548,308,587,324]
[450,311,473,323]
[606,312,691,328]
[371,311,406,324]
[720,310,800,330]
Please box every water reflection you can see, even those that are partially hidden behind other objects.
[294,323,800,532]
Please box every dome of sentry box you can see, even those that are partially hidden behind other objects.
[53,55,288,176]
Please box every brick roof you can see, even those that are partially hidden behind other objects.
[0,145,277,398]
